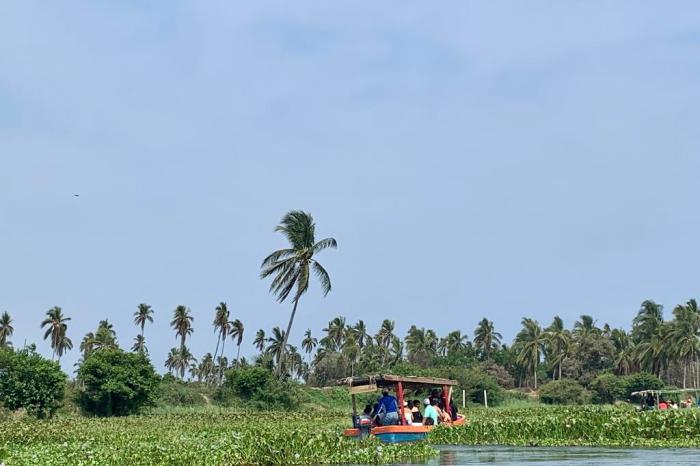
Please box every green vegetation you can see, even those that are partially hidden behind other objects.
[0,346,66,419]
[538,379,591,405]
[430,405,700,447]
[77,349,160,416]
[0,411,435,465]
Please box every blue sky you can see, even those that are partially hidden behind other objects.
[2,1,700,372]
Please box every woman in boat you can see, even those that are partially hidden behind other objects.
[423,398,439,425]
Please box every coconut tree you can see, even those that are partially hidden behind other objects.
[80,332,96,360]
[474,318,502,360]
[443,330,469,356]
[573,315,599,339]
[254,329,266,352]
[41,306,73,361]
[375,319,395,368]
[171,305,194,350]
[131,334,148,354]
[324,316,346,349]
[301,329,317,365]
[260,210,336,376]
[212,302,231,378]
[133,303,154,339]
[515,318,546,388]
[632,300,664,344]
[266,326,288,371]
[0,311,13,346]
[405,326,438,368]
[610,328,634,375]
[230,319,244,367]
[545,316,570,380]
[351,320,369,349]
[667,301,700,388]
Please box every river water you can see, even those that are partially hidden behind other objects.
[411,445,700,465]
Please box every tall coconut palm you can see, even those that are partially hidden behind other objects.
[610,328,634,375]
[80,332,96,359]
[0,311,14,346]
[212,302,230,378]
[632,300,664,344]
[230,319,244,367]
[167,346,196,379]
[133,303,154,339]
[260,210,336,376]
[405,326,438,368]
[515,318,546,388]
[443,330,469,356]
[545,316,570,380]
[171,305,194,350]
[375,319,395,367]
[301,329,317,365]
[351,320,369,349]
[573,315,599,339]
[474,318,502,360]
[265,326,291,375]
[254,329,266,352]
[131,334,148,354]
[41,306,73,361]
[324,316,346,349]
[668,301,700,388]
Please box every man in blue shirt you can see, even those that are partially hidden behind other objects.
[376,388,399,425]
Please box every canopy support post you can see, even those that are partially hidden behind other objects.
[397,381,405,425]
[351,394,357,425]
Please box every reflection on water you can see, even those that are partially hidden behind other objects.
[409,446,700,466]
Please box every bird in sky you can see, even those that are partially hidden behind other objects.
[73,194,80,197]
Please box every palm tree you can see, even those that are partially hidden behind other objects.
[133,303,154,339]
[351,320,369,349]
[212,302,231,379]
[166,346,196,379]
[443,330,469,356]
[254,329,266,352]
[260,210,337,376]
[131,334,148,354]
[545,316,570,380]
[324,316,346,349]
[573,315,599,339]
[376,319,395,367]
[80,332,96,359]
[171,305,194,350]
[667,300,700,388]
[474,318,502,360]
[515,318,546,389]
[41,306,73,361]
[266,326,288,371]
[632,300,664,344]
[301,329,317,365]
[610,328,634,375]
[93,321,118,351]
[230,319,244,367]
[405,326,438,368]
[0,311,14,346]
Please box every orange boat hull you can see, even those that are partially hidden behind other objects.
[343,415,465,443]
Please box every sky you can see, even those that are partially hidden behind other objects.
[2,1,700,373]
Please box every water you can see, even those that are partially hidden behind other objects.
[414,445,700,465]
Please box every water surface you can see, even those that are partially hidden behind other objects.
[414,445,700,465]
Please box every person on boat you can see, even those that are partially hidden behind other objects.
[435,403,452,424]
[358,404,373,427]
[402,401,413,424]
[670,400,679,410]
[423,398,439,426]
[377,388,399,425]
[411,400,423,424]
[658,399,668,410]
[449,397,459,421]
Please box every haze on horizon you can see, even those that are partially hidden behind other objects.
[2,1,700,372]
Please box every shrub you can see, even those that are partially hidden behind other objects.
[590,373,627,404]
[77,349,160,416]
[0,347,66,418]
[158,379,211,406]
[624,372,664,399]
[221,366,301,410]
[539,379,590,405]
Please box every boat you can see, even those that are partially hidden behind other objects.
[338,374,466,443]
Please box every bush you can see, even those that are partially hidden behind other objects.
[0,347,66,418]
[590,373,628,404]
[77,349,160,416]
[624,372,664,399]
[158,379,211,406]
[220,366,301,410]
[539,379,590,405]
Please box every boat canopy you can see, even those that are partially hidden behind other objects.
[338,374,458,390]
[631,388,700,396]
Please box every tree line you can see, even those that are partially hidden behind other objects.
[1,210,698,393]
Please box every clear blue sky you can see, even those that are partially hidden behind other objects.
[2,1,700,372]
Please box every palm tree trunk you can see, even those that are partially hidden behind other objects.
[558,362,562,380]
[277,298,300,377]
[683,360,687,389]
[141,322,145,340]
[236,344,241,367]
[212,333,221,384]
[219,337,227,384]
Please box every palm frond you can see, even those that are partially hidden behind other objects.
[312,261,332,296]
[313,237,337,254]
